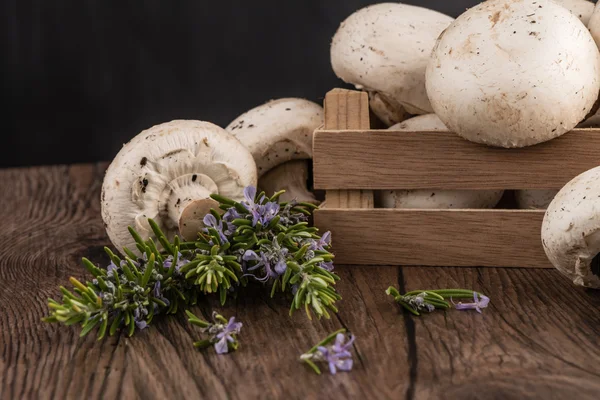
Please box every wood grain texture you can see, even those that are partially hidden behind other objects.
[313,128,600,190]
[2,165,600,399]
[322,89,374,208]
[314,208,550,268]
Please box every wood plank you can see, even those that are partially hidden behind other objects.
[322,89,374,208]
[400,266,600,399]
[313,128,600,190]
[3,164,600,399]
[314,208,551,268]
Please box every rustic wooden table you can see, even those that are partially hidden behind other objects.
[2,164,600,400]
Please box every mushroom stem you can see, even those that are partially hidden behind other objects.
[166,182,220,242]
[574,229,600,285]
[258,160,320,204]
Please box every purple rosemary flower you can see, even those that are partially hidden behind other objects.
[198,312,243,355]
[310,332,355,375]
[320,261,334,272]
[133,307,148,330]
[257,201,280,226]
[212,316,243,354]
[308,231,332,251]
[452,292,490,313]
[107,260,118,273]
[242,250,278,282]
[203,214,229,243]
[222,208,241,233]
[241,186,262,225]
[152,281,170,307]
[163,253,190,272]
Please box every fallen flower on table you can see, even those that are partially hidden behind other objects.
[386,287,490,316]
[186,310,242,354]
[300,329,355,375]
[451,292,490,314]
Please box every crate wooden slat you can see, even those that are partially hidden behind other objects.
[312,88,600,268]
[315,208,549,268]
[322,88,374,208]
[313,129,600,190]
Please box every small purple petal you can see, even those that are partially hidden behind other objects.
[203,214,217,227]
[274,259,287,275]
[107,261,117,272]
[244,186,257,203]
[336,358,353,372]
[329,361,337,375]
[243,250,261,262]
[135,320,148,330]
[214,337,229,354]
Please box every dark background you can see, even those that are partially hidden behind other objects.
[1,0,593,167]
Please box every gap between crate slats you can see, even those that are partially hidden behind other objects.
[313,208,551,268]
[313,128,600,190]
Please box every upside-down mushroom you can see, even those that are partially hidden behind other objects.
[426,0,600,148]
[542,166,600,288]
[382,114,504,209]
[258,160,318,204]
[330,3,454,126]
[101,120,257,251]
[226,98,322,201]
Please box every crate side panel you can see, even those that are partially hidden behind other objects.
[313,129,600,190]
[314,208,551,268]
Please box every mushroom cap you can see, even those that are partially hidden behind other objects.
[102,120,257,254]
[542,166,600,288]
[382,114,504,209]
[389,114,448,131]
[330,3,453,116]
[226,98,323,177]
[381,189,504,209]
[588,3,600,49]
[515,189,558,209]
[426,0,600,148]
[553,0,595,24]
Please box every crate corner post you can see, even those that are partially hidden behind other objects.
[319,88,374,209]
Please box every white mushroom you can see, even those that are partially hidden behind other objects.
[101,120,257,252]
[515,189,558,209]
[542,166,600,288]
[426,0,600,148]
[383,114,504,209]
[225,98,323,177]
[389,114,448,131]
[588,2,600,53]
[258,160,319,204]
[330,3,454,125]
[553,0,595,24]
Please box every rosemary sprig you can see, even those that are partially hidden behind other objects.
[44,186,340,339]
[386,286,490,315]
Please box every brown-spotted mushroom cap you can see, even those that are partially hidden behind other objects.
[101,120,257,253]
[225,98,323,178]
[382,114,504,209]
[588,3,600,49]
[330,3,454,124]
[542,166,600,288]
[426,0,600,148]
[554,0,595,24]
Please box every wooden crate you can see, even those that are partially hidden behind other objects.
[312,88,600,268]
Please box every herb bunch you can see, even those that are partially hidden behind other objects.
[43,187,340,340]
